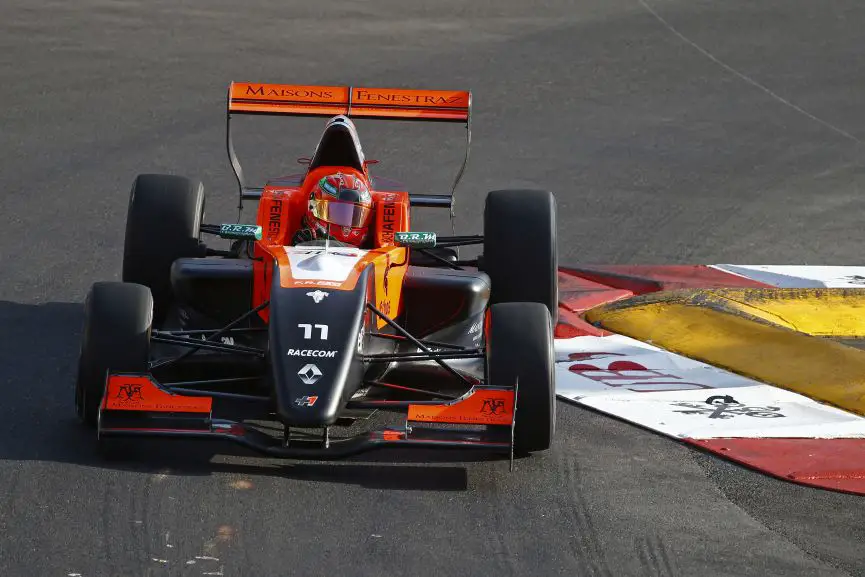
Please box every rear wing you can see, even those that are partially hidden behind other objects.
[226,82,472,215]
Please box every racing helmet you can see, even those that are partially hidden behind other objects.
[303,172,373,246]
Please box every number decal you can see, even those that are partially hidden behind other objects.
[298,324,329,340]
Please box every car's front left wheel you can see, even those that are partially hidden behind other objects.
[486,301,556,453]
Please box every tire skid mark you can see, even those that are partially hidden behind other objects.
[635,534,677,577]
[485,512,516,575]
[137,472,158,573]
[99,477,116,573]
[99,466,161,575]
[559,457,614,577]
[485,473,520,577]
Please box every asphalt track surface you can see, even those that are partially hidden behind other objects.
[2,1,865,575]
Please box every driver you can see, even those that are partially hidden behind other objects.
[292,172,374,247]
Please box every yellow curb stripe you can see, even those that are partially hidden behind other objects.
[590,288,865,337]
[699,288,865,337]
[585,297,865,416]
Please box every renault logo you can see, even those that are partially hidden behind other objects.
[297,363,323,385]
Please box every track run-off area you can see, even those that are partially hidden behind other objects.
[2,1,865,575]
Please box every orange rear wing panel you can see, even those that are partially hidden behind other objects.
[229,83,471,122]
[227,82,471,213]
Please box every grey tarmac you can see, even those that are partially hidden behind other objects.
[1,0,864,575]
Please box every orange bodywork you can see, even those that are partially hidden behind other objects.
[103,374,213,413]
[230,83,470,122]
[408,389,516,426]
[251,165,410,328]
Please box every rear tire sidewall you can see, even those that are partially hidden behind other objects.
[76,282,153,427]
[122,174,205,323]
[486,302,555,453]
[483,189,558,325]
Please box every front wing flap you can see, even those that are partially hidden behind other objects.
[98,373,517,460]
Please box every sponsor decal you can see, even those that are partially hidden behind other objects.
[353,89,464,105]
[219,223,262,241]
[568,360,713,393]
[104,376,212,413]
[394,231,436,248]
[298,323,329,340]
[377,299,392,316]
[115,383,144,404]
[287,349,337,358]
[381,193,397,245]
[357,328,365,353]
[245,85,335,99]
[294,280,342,287]
[293,247,359,257]
[383,253,391,295]
[307,290,329,303]
[268,200,283,240]
[671,395,786,420]
[408,390,514,426]
[841,275,865,286]
[297,364,323,385]
[294,395,319,407]
[480,398,507,416]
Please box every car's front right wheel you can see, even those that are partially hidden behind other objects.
[75,282,153,427]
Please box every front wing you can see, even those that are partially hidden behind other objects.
[98,373,517,461]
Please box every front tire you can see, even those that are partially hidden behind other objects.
[75,282,153,427]
[122,173,205,322]
[482,189,558,324]
[486,302,555,453]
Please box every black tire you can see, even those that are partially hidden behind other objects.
[122,174,205,322]
[75,282,153,427]
[486,302,555,453]
[482,189,558,324]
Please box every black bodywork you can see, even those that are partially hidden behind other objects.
[98,238,516,460]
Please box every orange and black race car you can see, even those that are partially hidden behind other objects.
[74,83,558,463]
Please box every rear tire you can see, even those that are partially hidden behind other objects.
[122,174,205,322]
[482,189,558,324]
[486,302,555,453]
[75,282,153,427]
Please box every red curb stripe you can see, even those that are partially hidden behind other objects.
[687,438,865,495]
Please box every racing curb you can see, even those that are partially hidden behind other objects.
[584,288,865,417]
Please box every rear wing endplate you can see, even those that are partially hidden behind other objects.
[226,83,472,216]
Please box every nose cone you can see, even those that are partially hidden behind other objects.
[268,263,371,426]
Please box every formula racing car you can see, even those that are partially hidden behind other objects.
[75,83,558,463]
